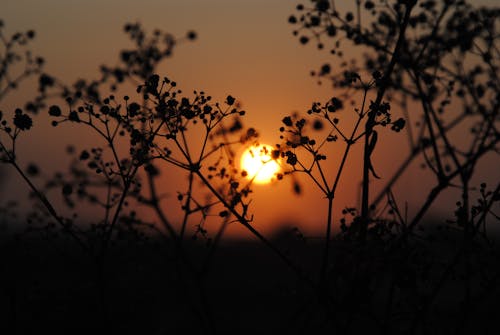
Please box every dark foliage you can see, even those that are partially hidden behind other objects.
[0,1,499,334]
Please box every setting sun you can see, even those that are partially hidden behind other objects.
[240,144,281,184]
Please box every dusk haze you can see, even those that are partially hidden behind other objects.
[1,0,499,334]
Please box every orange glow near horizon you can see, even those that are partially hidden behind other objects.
[1,0,498,238]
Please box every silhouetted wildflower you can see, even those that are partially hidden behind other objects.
[48,105,62,116]
[26,163,39,176]
[13,109,32,130]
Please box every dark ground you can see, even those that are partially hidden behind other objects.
[0,228,499,335]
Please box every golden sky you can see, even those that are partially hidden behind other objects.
[1,0,498,237]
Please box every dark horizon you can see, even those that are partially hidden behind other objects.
[1,0,497,237]
[1,0,499,334]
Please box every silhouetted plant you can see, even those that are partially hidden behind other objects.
[0,1,499,334]
[0,21,308,334]
[281,0,499,333]
[0,24,257,335]
[0,19,46,191]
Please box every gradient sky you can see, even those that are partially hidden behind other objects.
[1,0,498,237]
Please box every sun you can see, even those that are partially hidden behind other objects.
[240,144,281,184]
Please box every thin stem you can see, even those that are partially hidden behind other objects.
[331,89,367,195]
[0,140,90,253]
[101,165,139,255]
[180,172,194,239]
[320,196,334,287]
[360,2,415,241]
[195,170,316,289]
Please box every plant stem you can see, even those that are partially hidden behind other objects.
[320,196,334,288]
[360,2,415,241]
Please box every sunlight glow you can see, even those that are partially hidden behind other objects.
[240,144,281,184]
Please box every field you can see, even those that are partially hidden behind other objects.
[1,1,499,334]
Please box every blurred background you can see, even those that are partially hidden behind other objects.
[1,0,498,237]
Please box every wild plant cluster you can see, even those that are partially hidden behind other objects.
[0,0,499,334]
[279,0,499,332]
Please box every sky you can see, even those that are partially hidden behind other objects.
[1,0,498,238]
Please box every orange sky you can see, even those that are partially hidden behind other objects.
[1,0,498,238]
